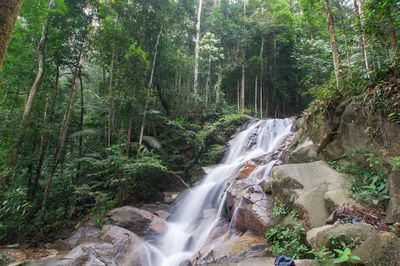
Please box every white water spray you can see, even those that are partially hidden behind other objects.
[141,118,295,266]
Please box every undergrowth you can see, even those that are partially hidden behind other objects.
[329,149,389,209]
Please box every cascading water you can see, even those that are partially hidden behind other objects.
[141,118,295,266]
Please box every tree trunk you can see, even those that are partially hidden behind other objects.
[125,86,137,156]
[334,0,351,70]
[4,0,55,184]
[241,47,245,109]
[76,71,84,182]
[259,34,265,118]
[41,41,86,216]
[31,65,59,200]
[353,0,370,76]
[193,0,203,100]
[0,0,23,71]
[137,22,164,157]
[205,55,211,102]
[106,12,119,153]
[215,61,222,104]
[322,0,341,87]
[254,74,257,115]
[237,79,240,110]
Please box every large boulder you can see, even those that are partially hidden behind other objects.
[192,232,268,265]
[306,223,377,251]
[226,178,276,236]
[37,226,147,266]
[271,161,355,229]
[54,225,101,251]
[337,103,369,153]
[287,137,320,163]
[105,206,166,236]
[353,232,400,265]
[385,172,400,224]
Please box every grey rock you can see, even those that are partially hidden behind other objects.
[353,232,400,266]
[105,206,166,236]
[271,161,355,229]
[307,223,377,251]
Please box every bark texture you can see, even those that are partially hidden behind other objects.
[323,0,341,87]
[0,0,23,71]
[193,0,203,100]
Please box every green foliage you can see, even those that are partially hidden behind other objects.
[332,248,361,265]
[272,201,289,217]
[265,225,309,259]
[393,156,400,171]
[0,187,32,243]
[310,246,335,265]
[329,150,389,208]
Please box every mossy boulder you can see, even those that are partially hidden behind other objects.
[353,232,400,265]
[306,223,377,251]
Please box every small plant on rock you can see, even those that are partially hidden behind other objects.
[333,247,361,264]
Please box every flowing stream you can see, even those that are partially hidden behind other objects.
[142,118,295,266]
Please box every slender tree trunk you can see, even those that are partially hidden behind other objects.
[193,0,203,100]
[106,12,119,153]
[334,0,351,70]
[237,79,240,110]
[323,0,341,87]
[41,41,86,216]
[259,34,265,118]
[125,86,137,157]
[353,0,370,76]
[31,65,59,200]
[137,22,164,157]
[254,74,257,115]
[205,55,212,102]
[215,61,222,104]
[76,71,84,182]
[0,0,23,71]
[241,47,245,109]
[4,0,55,184]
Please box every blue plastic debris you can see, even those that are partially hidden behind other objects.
[274,255,295,266]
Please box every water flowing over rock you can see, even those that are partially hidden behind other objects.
[192,232,269,264]
[139,118,296,266]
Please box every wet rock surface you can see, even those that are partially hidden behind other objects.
[31,225,147,266]
[105,206,166,236]
[192,232,268,265]
[226,181,276,236]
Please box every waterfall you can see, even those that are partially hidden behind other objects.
[141,118,295,266]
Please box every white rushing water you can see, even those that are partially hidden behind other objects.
[142,118,295,266]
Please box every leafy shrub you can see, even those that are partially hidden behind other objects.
[265,225,309,259]
[329,150,389,208]
[0,187,32,243]
[272,201,289,217]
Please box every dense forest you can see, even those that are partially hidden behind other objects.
[0,0,399,246]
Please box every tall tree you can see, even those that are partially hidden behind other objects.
[193,0,203,100]
[4,0,55,184]
[0,0,23,70]
[322,0,341,87]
